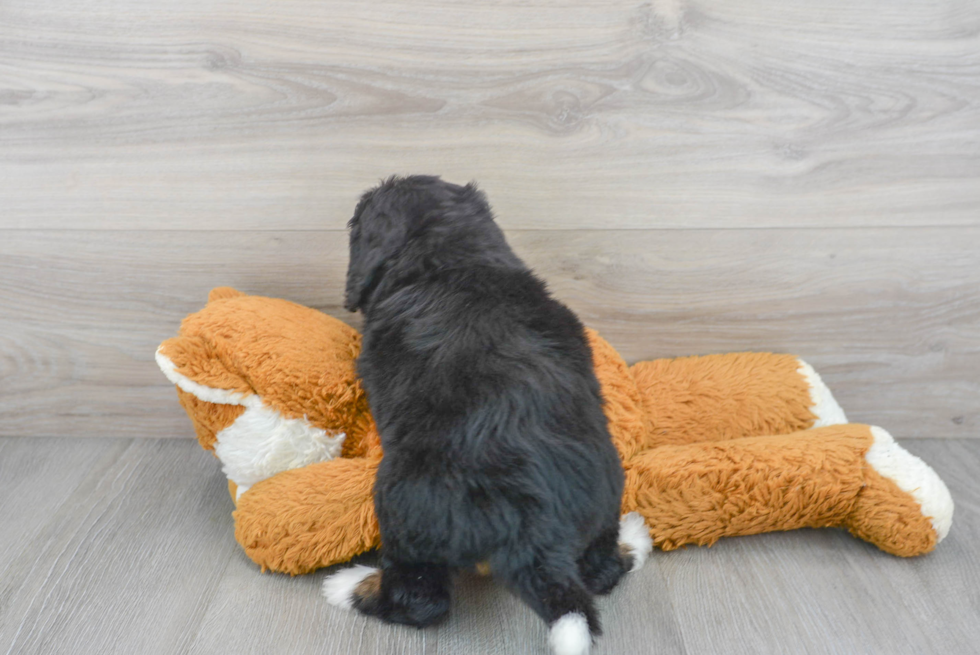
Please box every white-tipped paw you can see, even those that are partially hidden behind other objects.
[866,427,954,542]
[549,612,591,655]
[619,512,654,572]
[321,564,378,610]
[797,359,847,427]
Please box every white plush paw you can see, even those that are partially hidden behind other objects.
[549,612,591,655]
[321,565,378,610]
[866,426,954,542]
[619,512,654,572]
[797,359,847,427]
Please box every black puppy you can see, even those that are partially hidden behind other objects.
[323,176,651,655]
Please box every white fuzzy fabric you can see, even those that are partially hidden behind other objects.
[156,349,346,498]
[548,613,591,655]
[619,512,653,572]
[866,426,954,542]
[215,396,346,499]
[797,359,848,427]
[322,565,379,610]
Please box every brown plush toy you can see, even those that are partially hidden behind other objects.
[156,288,954,576]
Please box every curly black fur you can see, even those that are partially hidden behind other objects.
[344,175,628,636]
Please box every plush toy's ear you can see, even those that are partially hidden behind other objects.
[156,335,253,451]
[343,186,410,312]
[208,286,246,302]
[156,335,251,401]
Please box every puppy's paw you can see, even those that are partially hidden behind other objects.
[618,512,653,572]
[322,564,380,610]
[549,612,592,655]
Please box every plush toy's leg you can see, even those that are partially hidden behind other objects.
[585,332,845,460]
[624,424,952,557]
[847,426,953,555]
[233,456,380,575]
[629,352,846,448]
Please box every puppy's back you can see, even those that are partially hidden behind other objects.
[362,259,623,563]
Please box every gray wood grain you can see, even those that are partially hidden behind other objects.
[2,228,977,439]
[0,437,976,655]
[0,439,123,584]
[0,438,238,655]
[1,0,977,230]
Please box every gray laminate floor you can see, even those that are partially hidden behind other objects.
[1,437,977,655]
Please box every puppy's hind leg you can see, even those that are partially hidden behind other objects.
[322,559,452,628]
[578,523,627,596]
[579,512,654,595]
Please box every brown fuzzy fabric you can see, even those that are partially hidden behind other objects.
[631,352,817,448]
[175,387,244,452]
[234,455,382,574]
[585,329,652,464]
[161,289,944,574]
[848,465,938,557]
[626,425,870,550]
[159,287,379,458]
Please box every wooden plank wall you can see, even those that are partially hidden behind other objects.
[1,0,978,438]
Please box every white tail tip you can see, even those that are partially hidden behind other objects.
[549,612,591,655]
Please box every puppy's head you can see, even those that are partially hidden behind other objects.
[344,175,496,312]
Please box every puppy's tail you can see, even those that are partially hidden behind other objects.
[617,512,653,572]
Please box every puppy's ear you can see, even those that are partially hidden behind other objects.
[459,182,493,221]
[344,195,409,312]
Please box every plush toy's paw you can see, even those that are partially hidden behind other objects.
[797,359,848,427]
[866,427,953,538]
[847,426,954,556]
[322,565,380,610]
[618,512,653,572]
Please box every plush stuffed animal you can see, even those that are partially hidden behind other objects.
[156,288,954,575]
